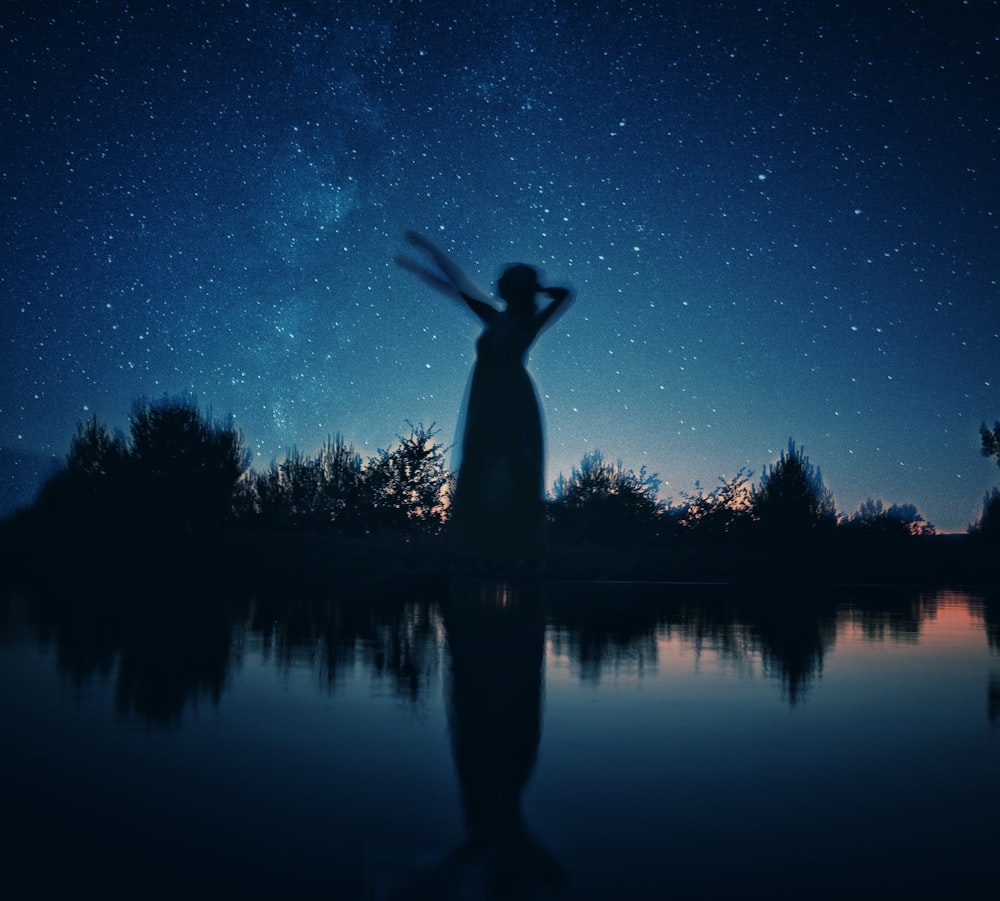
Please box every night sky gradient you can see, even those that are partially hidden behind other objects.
[2,0,997,531]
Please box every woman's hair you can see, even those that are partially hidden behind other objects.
[497,264,541,312]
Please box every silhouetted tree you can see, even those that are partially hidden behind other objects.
[127,395,250,528]
[970,420,1000,543]
[843,498,935,538]
[245,449,317,527]
[32,417,130,525]
[969,487,1000,539]
[362,422,451,536]
[67,416,129,479]
[980,420,1000,468]
[240,436,363,531]
[678,469,754,538]
[751,439,836,536]
[29,397,249,531]
[549,450,664,546]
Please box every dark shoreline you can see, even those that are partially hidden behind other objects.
[1,518,994,592]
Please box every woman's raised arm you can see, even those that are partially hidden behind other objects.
[530,286,574,338]
[395,231,497,322]
[393,253,461,299]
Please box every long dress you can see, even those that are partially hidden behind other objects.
[448,312,547,565]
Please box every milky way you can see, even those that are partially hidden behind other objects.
[2,0,997,530]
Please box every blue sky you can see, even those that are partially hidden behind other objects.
[2,0,997,530]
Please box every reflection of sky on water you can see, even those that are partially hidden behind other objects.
[1,587,996,897]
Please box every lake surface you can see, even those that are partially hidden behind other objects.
[2,578,997,899]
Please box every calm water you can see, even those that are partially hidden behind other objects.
[1,579,997,899]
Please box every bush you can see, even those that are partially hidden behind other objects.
[362,423,451,537]
[843,498,935,538]
[240,436,364,531]
[549,450,664,546]
[34,395,250,530]
[969,487,1000,540]
[127,396,250,528]
[678,469,754,539]
[751,440,836,537]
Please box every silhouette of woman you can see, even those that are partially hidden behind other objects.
[386,579,566,899]
[396,231,573,569]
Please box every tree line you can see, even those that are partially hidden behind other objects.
[13,396,1000,570]
[29,395,451,538]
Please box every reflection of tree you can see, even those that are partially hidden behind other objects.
[13,578,978,739]
[662,588,836,706]
[370,596,442,702]
[25,575,241,729]
[248,582,442,701]
[545,581,665,683]
[250,584,362,686]
[31,590,118,691]
[845,589,938,644]
[976,591,1000,653]
[113,588,234,727]
[544,583,836,706]
[736,591,838,706]
[16,572,449,730]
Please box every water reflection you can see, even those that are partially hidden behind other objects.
[11,575,239,729]
[545,582,664,684]
[2,578,997,897]
[11,580,1000,726]
[742,591,838,705]
[544,584,840,705]
[978,594,1000,652]
[5,579,997,726]
[843,587,943,643]
[247,582,442,701]
[389,579,566,899]
[5,574,450,729]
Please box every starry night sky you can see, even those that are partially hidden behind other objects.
[2,0,997,531]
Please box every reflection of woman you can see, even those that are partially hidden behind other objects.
[443,581,565,895]
[388,580,565,899]
[396,232,573,568]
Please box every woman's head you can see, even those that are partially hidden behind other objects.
[497,264,541,315]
